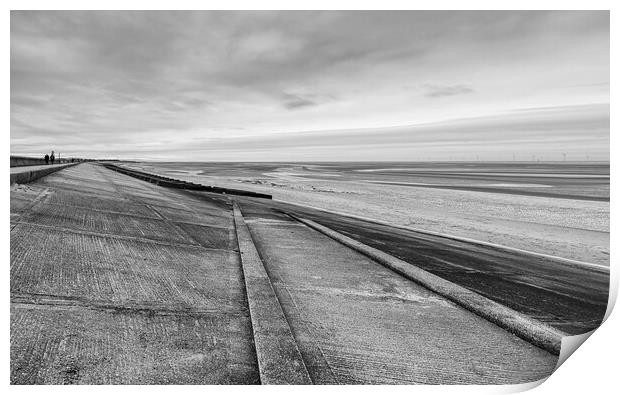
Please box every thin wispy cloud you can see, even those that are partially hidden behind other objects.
[281,93,319,110]
[423,84,475,98]
[10,11,609,160]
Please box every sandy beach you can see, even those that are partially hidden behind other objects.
[124,162,610,266]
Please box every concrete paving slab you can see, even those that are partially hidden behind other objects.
[11,225,244,310]
[35,176,121,198]
[152,205,232,228]
[45,188,161,219]
[182,190,235,211]
[17,203,194,245]
[10,184,53,226]
[10,184,46,212]
[11,304,258,384]
[143,189,235,218]
[10,196,33,214]
[47,168,118,185]
[174,222,235,250]
[242,209,558,384]
[10,163,260,384]
[118,191,198,211]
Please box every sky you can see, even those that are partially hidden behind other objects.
[10,11,609,161]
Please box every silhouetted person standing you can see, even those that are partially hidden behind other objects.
[50,151,55,165]
[44,154,49,165]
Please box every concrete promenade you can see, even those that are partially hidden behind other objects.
[11,163,258,384]
[10,163,559,384]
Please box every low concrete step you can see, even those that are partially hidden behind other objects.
[233,203,312,385]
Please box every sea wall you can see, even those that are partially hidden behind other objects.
[10,163,77,185]
[10,156,47,167]
[10,155,78,167]
[102,163,272,199]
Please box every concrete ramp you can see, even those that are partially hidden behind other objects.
[237,203,558,384]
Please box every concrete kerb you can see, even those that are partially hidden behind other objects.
[232,203,312,385]
[288,213,567,356]
[10,163,78,185]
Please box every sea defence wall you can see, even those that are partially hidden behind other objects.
[11,155,80,167]
[11,156,47,167]
[10,163,77,185]
[102,162,272,199]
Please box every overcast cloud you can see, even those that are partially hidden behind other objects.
[10,11,609,161]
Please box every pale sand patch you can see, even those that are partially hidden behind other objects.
[364,180,554,187]
[485,183,553,188]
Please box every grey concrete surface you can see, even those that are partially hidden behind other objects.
[290,214,566,355]
[233,203,312,384]
[10,163,562,385]
[239,204,558,384]
[10,164,259,384]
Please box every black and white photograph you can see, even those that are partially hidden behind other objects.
[7,2,614,389]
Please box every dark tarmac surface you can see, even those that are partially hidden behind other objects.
[228,196,609,335]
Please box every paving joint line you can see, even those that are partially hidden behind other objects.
[11,292,248,317]
[33,201,163,221]
[145,204,208,247]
